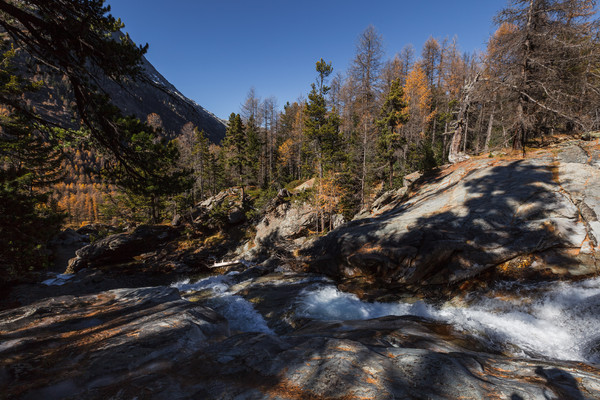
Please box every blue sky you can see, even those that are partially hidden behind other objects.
[107,1,507,120]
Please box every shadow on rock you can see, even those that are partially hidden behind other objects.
[535,366,586,400]
[0,286,228,399]
[304,158,590,297]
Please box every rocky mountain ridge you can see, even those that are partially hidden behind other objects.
[14,31,226,142]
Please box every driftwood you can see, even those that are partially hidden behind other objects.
[209,260,245,269]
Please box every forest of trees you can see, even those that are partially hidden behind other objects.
[1,0,600,277]
[181,0,600,223]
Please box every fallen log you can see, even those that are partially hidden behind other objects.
[209,260,245,269]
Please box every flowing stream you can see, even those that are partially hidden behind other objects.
[173,273,600,365]
[172,273,274,334]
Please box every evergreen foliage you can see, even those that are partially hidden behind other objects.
[0,44,65,280]
[376,78,409,188]
[245,115,262,186]
[102,116,192,224]
[223,113,247,187]
[0,1,195,278]
[304,59,341,177]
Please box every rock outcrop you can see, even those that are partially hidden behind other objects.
[66,225,180,273]
[0,286,228,399]
[189,188,247,229]
[245,189,345,264]
[304,140,600,290]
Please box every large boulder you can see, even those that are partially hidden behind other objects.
[303,141,600,288]
[248,191,345,264]
[66,225,179,272]
[189,188,247,228]
[353,186,408,220]
[255,201,317,244]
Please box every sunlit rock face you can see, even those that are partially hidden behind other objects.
[304,140,600,291]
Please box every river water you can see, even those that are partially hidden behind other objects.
[173,273,600,365]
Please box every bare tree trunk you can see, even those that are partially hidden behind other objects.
[474,106,484,154]
[462,112,469,153]
[361,122,368,207]
[515,100,527,155]
[449,72,480,163]
[318,161,324,233]
[431,110,437,147]
[514,0,534,152]
[443,121,448,160]
[483,103,496,153]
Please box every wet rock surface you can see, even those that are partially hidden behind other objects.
[0,286,228,399]
[304,141,600,291]
[2,271,600,399]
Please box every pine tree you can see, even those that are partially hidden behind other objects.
[192,128,210,201]
[223,113,247,200]
[0,0,151,170]
[245,115,262,186]
[494,0,600,148]
[0,44,65,279]
[103,117,192,224]
[304,59,341,232]
[376,78,409,188]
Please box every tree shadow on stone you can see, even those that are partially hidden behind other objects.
[306,159,584,296]
[535,366,586,400]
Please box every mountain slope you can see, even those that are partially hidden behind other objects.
[109,54,226,143]
[11,31,226,144]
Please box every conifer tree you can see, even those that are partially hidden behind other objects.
[0,44,65,279]
[376,78,409,188]
[245,115,262,186]
[191,128,210,201]
[103,117,192,223]
[348,25,385,207]
[223,113,247,200]
[494,0,600,148]
[304,59,341,232]
[304,59,340,177]
[0,0,151,171]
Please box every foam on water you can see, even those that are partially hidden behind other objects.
[297,286,428,320]
[171,275,232,294]
[297,278,600,364]
[172,274,274,334]
[206,294,274,334]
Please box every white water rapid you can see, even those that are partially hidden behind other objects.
[172,273,274,334]
[297,277,600,364]
[173,272,600,364]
